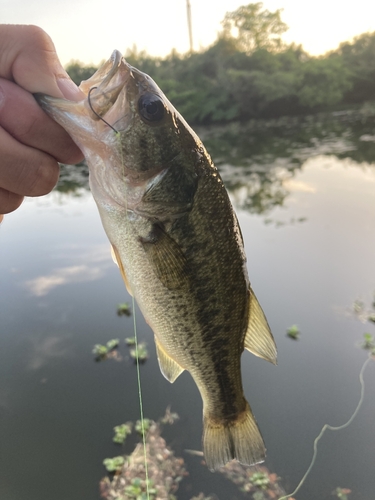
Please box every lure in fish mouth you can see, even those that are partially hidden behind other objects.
[36,51,277,472]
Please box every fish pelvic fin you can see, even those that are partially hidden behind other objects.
[155,336,184,383]
[111,245,133,296]
[244,288,277,365]
[202,401,265,472]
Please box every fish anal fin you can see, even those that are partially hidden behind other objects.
[244,288,277,365]
[155,336,184,383]
[203,401,265,471]
[140,224,189,290]
[111,245,133,296]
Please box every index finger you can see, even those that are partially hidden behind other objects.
[0,24,83,100]
[0,78,83,164]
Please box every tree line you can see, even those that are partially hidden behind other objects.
[66,3,375,125]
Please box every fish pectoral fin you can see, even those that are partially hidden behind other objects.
[111,245,133,296]
[140,224,189,290]
[244,288,277,365]
[155,336,184,383]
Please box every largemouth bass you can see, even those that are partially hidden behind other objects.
[36,50,277,471]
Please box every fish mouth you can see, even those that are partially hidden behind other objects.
[80,49,125,95]
[36,50,149,137]
[79,50,134,132]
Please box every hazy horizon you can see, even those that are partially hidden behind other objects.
[3,0,375,66]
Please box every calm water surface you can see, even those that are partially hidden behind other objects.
[1,112,375,500]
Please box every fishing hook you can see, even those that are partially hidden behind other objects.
[87,86,119,134]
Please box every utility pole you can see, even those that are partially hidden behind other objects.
[186,0,193,53]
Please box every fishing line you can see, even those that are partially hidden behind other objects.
[278,354,373,500]
[131,298,151,496]
[120,133,151,496]
[117,131,151,499]
[88,88,151,498]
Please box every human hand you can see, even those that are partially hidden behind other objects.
[0,24,84,217]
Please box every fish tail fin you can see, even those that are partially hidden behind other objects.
[202,401,265,471]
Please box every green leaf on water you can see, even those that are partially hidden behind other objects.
[92,344,108,356]
[130,342,149,362]
[113,422,133,444]
[103,455,125,472]
[135,418,152,435]
[117,303,131,316]
[361,333,375,351]
[286,325,300,340]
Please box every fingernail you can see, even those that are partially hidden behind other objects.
[57,77,85,101]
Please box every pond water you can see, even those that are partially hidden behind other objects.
[1,110,375,500]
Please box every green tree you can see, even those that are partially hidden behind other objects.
[221,2,288,54]
[332,31,375,102]
[296,57,352,108]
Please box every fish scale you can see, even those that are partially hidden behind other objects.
[36,49,277,471]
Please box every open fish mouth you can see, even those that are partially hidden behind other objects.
[78,50,133,132]
[36,49,170,143]
[35,49,186,204]
[36,50,153,138]
[79,50,166,134]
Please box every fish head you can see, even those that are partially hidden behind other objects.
[36,50,200,210]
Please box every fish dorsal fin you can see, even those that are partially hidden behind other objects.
[244,288,277,365]
[140,225,189,290]
[111,245,133,296]
[154,336,184,383]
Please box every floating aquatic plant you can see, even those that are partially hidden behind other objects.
[160,406,179,425]
[103,455,126,472]
[129,342,149,362]
[218,461,287,498]
[125,337,136,346]
[123,478,157,499]
[117,303,132,317]
[106,339,120,350]
[92,337,149,364]
[352,295,375,323]
[333,487,351,499]
[113,423,133,445]
[92,339,120,361]
[286,325,300,340]
[250,471,271,490]
[361,333,375,353]
[92,344,109,358]
[99,414,186,500]
[135,419,152,436]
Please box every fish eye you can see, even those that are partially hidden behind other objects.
[138,93,165,123]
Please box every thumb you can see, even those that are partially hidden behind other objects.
[0,24,84,100]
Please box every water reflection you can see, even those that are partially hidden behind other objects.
[56,111,375,217]
[201,111,375,213]
[22,244,112,296]
[25,265,103,296]
[26,334,72,371]
[57,161,89,194]
[2,110,375,500]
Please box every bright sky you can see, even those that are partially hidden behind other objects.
[3,0,375,66]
